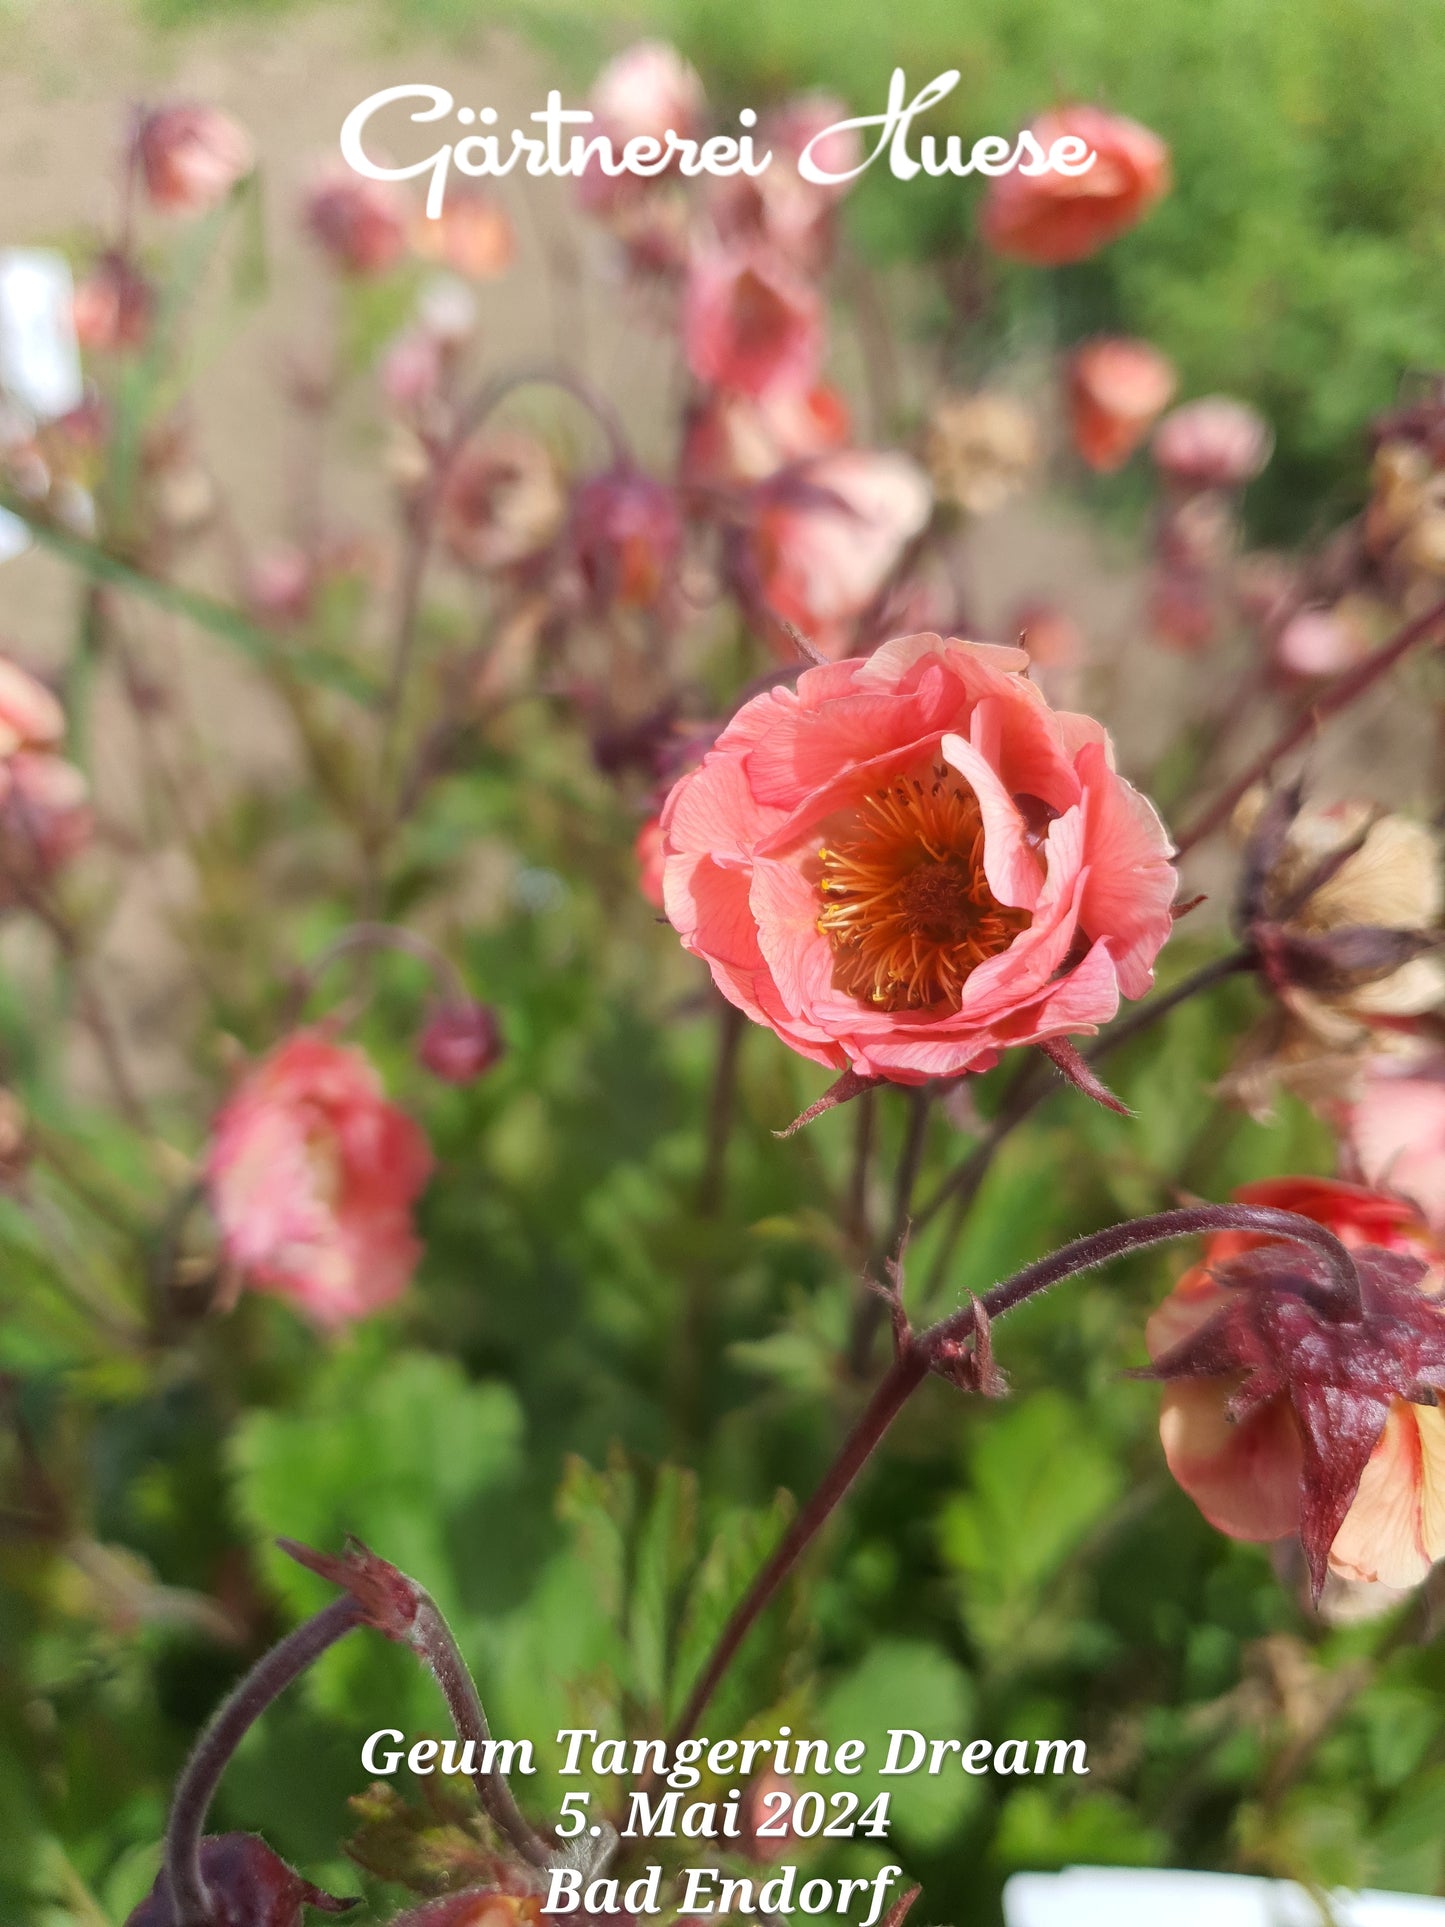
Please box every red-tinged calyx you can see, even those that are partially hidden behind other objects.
[279,1536,424,1644]
[126,1832,356,1927]
[1142,1242,1445,1597]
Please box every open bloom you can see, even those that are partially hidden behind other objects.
[1146,1177,1445,1593]
[440,431,565,573]
[684,246,824,400]
[205,1031,432,1329]
[1153,397,1273,491]
[1067,338,1177,472]
[743,451,932,658]
[660,633,1176,1082]
[135,104,253,214]
[682,382,850,487]
[980,107,1170,266]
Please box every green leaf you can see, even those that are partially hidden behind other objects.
[822,1639,978,1850]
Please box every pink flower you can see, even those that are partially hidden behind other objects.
[591,40,704,147]
[135,104,253,214]
[1153,397,1273,490]
[682,382,850,487]
[1067,337,1177,472]
[1349,1058,1445,1233]
[710,94,861,272]
[303,171,408,277]
[659,633,1177,1082]
[980,107,1170,266]
[636,816,666,909]
[411,191,515,279]
[744,452,932,659]
[72,253,152,354]
[683,246,824,400]
[1274,604,1369,680]
[205,1031,432,1329]
[417,1002,504,1085]
[0,657,64,755]
[1146,1177,1445,1593]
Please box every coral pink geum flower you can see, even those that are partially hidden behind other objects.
[980,106,1170,266]
[682,382,850,488]
[743,451,932,659]
[660,632,1176,1082]
[1146,1177,1445,1593]
[135,104,253,214]
[1067,337,1177,473]
[206,1031,432,1328]
[684,246,824,400]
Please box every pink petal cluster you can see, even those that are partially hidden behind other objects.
[660,633,1177,1082]
[1067,337,1177,472]
[980,106,1170,266]
[135,104,254,215]
[206,1031,433,1329]
[683,246,824,401]
[1349,1057,1445,1233]
[746,452,932,659]
[0,653,92,894]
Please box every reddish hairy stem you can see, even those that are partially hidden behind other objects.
[1174,590,1445,858]
[664,1203,1360,1748]
[164,1595,363,1926]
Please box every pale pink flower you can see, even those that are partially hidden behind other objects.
[206,1031,432,1329]
[72,254,152,355]
[1274,604,1369,680]
[683,246,824,400]
[980,106,1170,266]
[591,40,704,147]
[682,382,850,487]
[135,104,253,214]
[0,657,64,756]
[1153,396,1273,490]
[710,94,861,271]
[1067,337,1177,472]
[660,633,1176,1082]
[0,751,92,887]
[746,452,932,659]
[1349,1058,1445,1233]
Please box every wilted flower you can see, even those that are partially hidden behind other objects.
[979,106,1170,265]
[683,246,824,400]
[742,450,932,658]
[925,392,1039,516]
[1145,1176,1445,1595]
[72,252,152,354]
[417,1001,504,1085]
[303,170,408,277]
[1153,396,1273,491]
[660,633,1176,1082]
[1225,789,1445,1114]
[635,816,666,909]
[1349,1056,1445,1232]
[570,464,683,611]
[205,1030,432,1329]
[440,431,566,573]
[682,381,850,488]
[1067,337,1177,473]
[135,103,253,215]
[126,1830,355,1926]
[412,191,516,280]
[1364,438,1445,586]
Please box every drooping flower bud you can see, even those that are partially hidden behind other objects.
[1152,396,1273,492]
[125,1831,356,1927]
[1143,1177,1445,1598]
[417,1001,504,1085]
[683,246,824,401]
[135,104,254,215]
[569,464,683,612]
[303,170,408,277]
[1067,337,1176,473]
[72,252,152,355]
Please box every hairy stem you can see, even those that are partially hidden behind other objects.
[164,1596,362,1926]
[664,1202,1359,1746]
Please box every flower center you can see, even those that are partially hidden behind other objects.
[816,769,1030,1012]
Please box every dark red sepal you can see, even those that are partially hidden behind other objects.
[1141,1242,1445,1598]
[776,1067,884,1137]
[278,1535,424,1644]
[126,1832,357,1926]
[1036,1036,1132,1116]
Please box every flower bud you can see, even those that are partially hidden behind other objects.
[417,1001,504,1085]
[1152,396,1273,491]
[980,105,1170,265]
[303,170,407,277]
[125,1831,356,1926]
[440,432,566,574]
[135,104,253,215]
[1067,337,1176,473]
[72,253,152,355]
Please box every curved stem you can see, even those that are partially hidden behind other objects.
[1174,590,1445,858]
[284,920,470,1028]
[164,1596,362,1926]
[663,1203,1360,1748]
